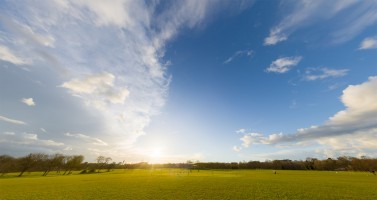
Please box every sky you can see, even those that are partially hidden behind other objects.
[0,0,376,163]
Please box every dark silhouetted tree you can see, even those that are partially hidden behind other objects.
[63,155,84,175]
[42,153,65,176]
[17,153,45,177]
[0,155,16,176]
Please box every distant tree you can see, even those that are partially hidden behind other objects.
[96,156,105,172]
[42,154,65,176]
[63,155,84,175]
[305,157,317,170]
[105,157,113,172]
[272,160,282,170]
[0,155,16,175]
[107,162,116,172]
[95,156,112,172]
[105,157,112,164]
[324,158,336,171]
[336,156,351,170]
[36,153,50,175]
[53,154,66,174]
[17,153,45,177]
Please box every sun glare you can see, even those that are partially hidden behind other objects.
[149,148,165,163]
[151,149,162,158]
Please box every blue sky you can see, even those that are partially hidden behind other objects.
[0,0,376,163]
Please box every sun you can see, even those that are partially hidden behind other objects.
[149,148,165,163]
[151,149,162,158]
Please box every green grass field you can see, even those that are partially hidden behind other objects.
[1,169,376,199]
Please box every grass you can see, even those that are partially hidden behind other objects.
[1,169,376,199]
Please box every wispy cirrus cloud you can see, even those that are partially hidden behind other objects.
[0,45,29,65]
[0,132,64,147]
[264,1,377,45]
[0,17,55,47]
[266,56,302,73]
[235,76,377,157]
[303,67,348,81]
[65,132,107,146]
[0,115,27,125]
[0,132,64,156]
[223,50,253,64]
[332,1,377,44]
[264,28,287,46]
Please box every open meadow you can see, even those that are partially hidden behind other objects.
[1,169,376,199]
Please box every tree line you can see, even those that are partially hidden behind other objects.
[0,153,84,177]
[132,156,377,172]
[0,153,118,177]
[1,154,377,177]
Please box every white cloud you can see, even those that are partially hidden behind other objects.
[24,133,38,140]
[21,98,36,106]
[61,72,129,105]
[65,132,108,146]
[3,131,15,135]
[0,115,27,125]
[236,128,246,134]
[315,128,377,158]
[72,0,142,28]
[241,132,266,147]
[304,67,348,81]
[41,139,64,146]
[264,28,287,46]
[266,56,302,73]
[40,128,47,133]
[64,146,73,151]
[235,76,377,157]
[240,134,252,147]
[359,37,377,49]
[0,45,28,65]
[61,72,115,94]
[224,50,253,64]
[233,146,242,152]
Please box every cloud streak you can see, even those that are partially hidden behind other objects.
[0,45,29,65]
[0,132,64,147]
[65,132,108,146]
[304,67,348,81]
[264,28,287,46]
[0,115,27,125]
[266,56,302,73]
[264,1,377,45]
[224,50,253,64]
